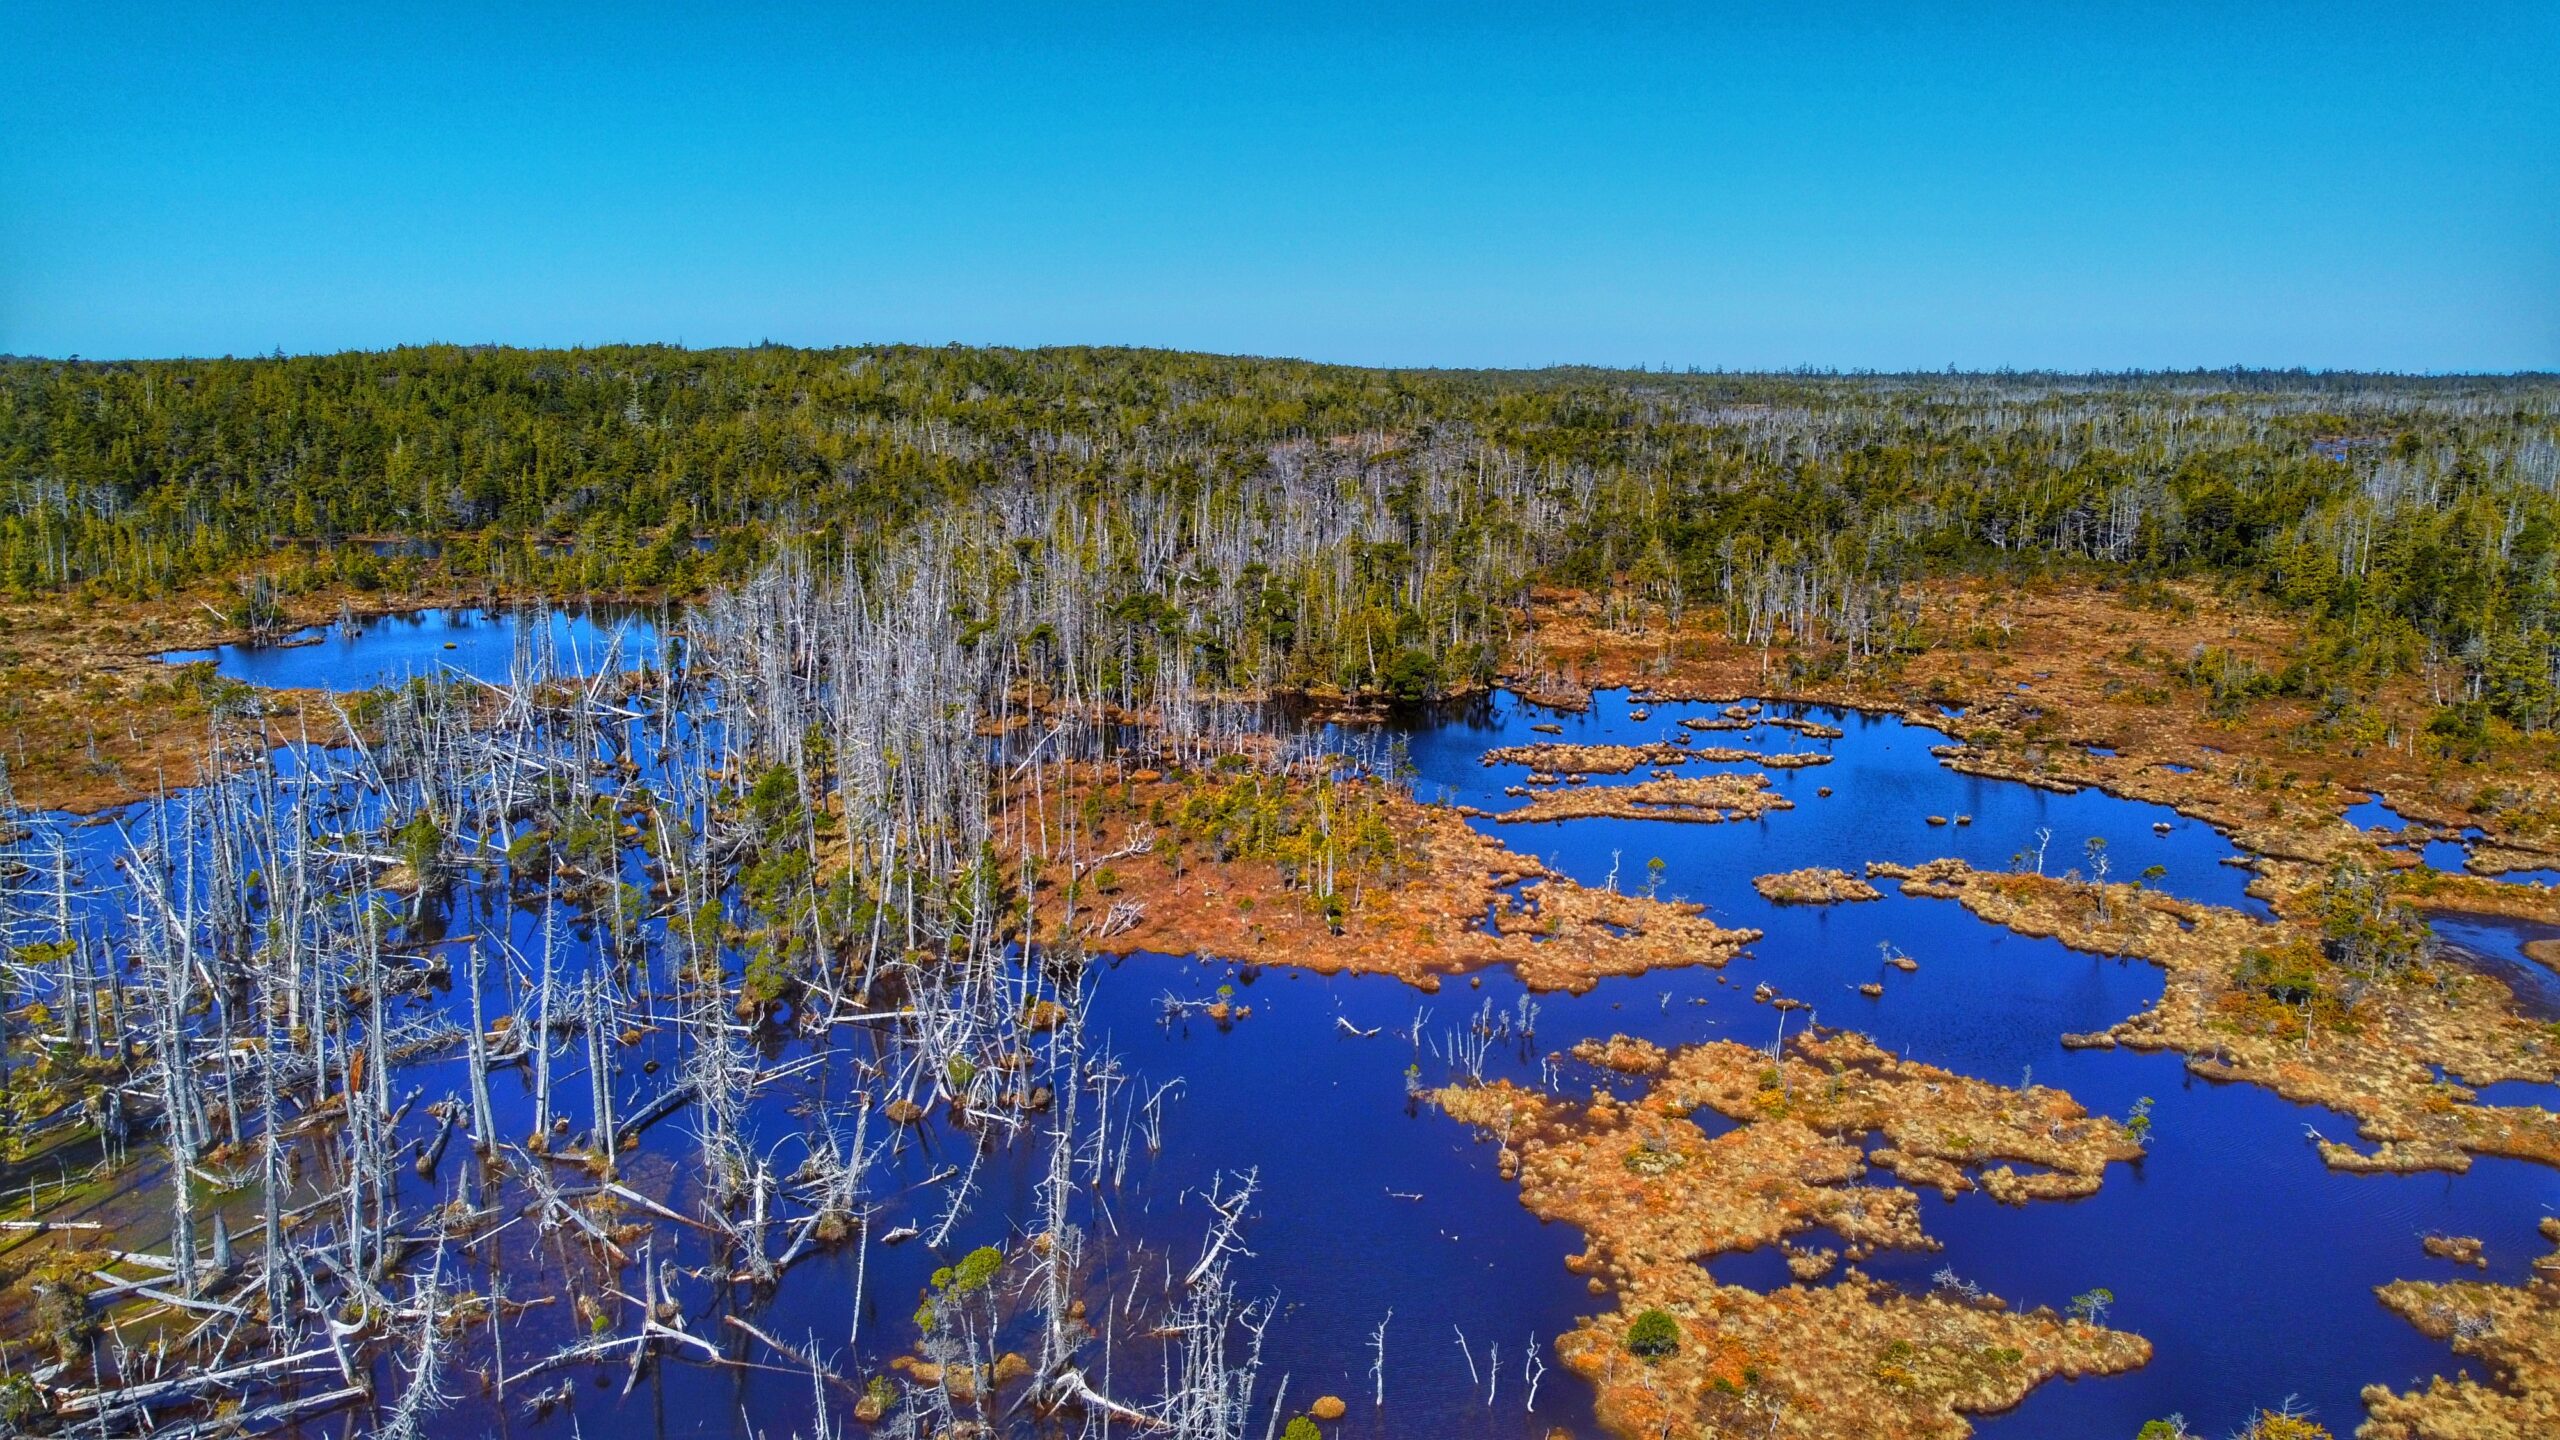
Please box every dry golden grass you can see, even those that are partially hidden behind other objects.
[1468,772,1795,826]
[1081,773,1760,993]
[1868,859,2560,1175]
[1753,868,1883,904]
[1437,1026,2149,1439]
[2361,1218,2560,1440]
[1516,577,2560,925]
[1483,740,1834,776]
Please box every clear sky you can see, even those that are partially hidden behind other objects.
[3,3,2553,370]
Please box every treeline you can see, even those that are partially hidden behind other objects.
[4,346,2559,721]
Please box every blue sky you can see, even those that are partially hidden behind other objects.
[3,4,2553,369]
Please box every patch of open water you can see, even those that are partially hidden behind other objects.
[159,604,665,690]
[2428,909,2560,1005]
[1397,688,2269,918]
[2346,792,2560,888]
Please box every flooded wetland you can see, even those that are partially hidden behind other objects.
[4,604,2554,1440]
[5,347,2560,1440]
[11,0,2560,1423]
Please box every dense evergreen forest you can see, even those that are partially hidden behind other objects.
[5,346,2558,727]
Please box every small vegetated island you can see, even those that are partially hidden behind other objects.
[0,349,2555,1439]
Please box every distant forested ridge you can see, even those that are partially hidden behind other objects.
[4,345,2558,725]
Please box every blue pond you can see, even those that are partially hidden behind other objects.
[1396,688,2270,918]
[159,604,664,690]
[2347,792,2560,888]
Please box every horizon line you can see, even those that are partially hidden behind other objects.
[5,341,2556,384]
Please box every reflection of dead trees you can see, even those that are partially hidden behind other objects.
[4,515,1377,1436]
[5,676,685,1425]
[1030,1021,1086,1381]
[27,716,440,1421]
[371,1253,453,1440]
[1154,1169,1272,1440]
[770,1103,875,1280]
[1039,1366,1164,1429]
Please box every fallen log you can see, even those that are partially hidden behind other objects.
[55,1346,339,1416]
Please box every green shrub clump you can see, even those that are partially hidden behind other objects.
[1625,1307,1680,1359]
